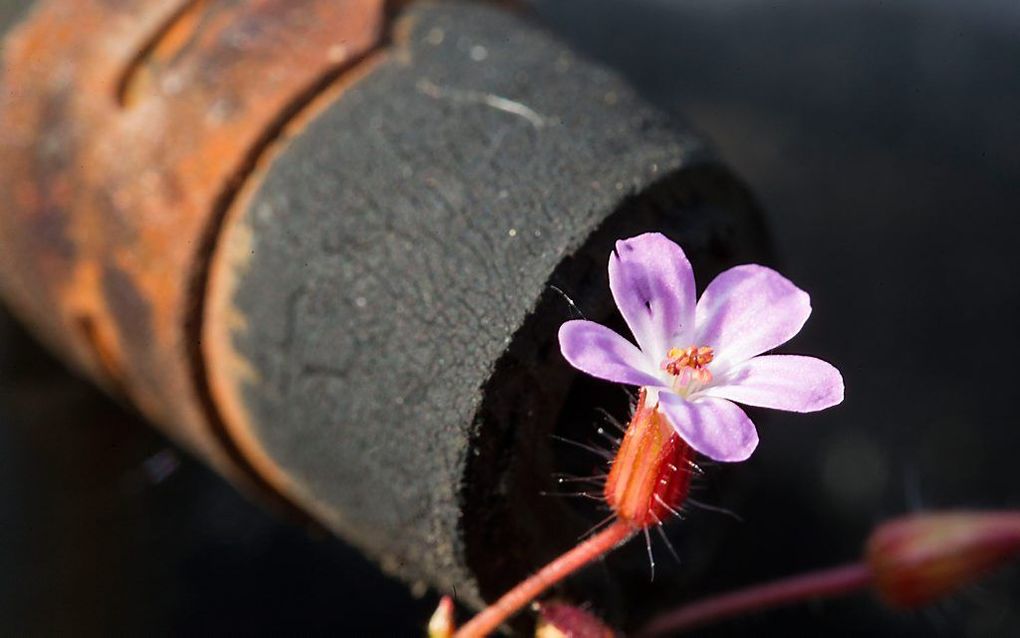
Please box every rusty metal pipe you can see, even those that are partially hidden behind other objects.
[0,0,770,613]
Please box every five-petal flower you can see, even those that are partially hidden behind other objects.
[559,233,843,462]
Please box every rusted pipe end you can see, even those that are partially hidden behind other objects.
[0,0,387,500]
[201,1,770,610]
[0,0,771,615]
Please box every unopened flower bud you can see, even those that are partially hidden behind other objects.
[866,511,1020,608]
[429,595,455,638]
[535,602,616,638]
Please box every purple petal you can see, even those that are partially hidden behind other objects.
[694,265,811,370]
[657,392,759,462]
[700,355,844,413]
[608,233,696,361]
[558,320,664,388]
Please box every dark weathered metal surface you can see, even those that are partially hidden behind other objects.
[0,0,767,613]
[0,0,386,489]
[202,1,768,610]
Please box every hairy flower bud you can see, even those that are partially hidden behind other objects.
[535,602,616,638]
[428,595,455,638]
[866,511,1020,608]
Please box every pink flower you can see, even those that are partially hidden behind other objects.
[559,233,843,462]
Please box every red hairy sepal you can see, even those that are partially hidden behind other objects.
[604,389,693,528]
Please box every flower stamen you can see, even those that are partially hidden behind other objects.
[663,345,714,390]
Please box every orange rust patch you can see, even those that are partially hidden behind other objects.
[0,0,387,493]
[118,0,212,107]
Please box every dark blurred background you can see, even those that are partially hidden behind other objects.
[2,0,1019,635]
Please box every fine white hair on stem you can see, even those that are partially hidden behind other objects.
[549,434,615,461]
[643,527,656,582]
[537,490,605,501]
[579,513,618,541]
[552,472,608,484]
[654,493,684,520]
[595,426,621,446]
[656,523,682,564]
[595,407,627,434]
[685,497,744,522]
[549,284,587,320]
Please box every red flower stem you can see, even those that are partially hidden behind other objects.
[454,521,635,638]
[638,562,873,637]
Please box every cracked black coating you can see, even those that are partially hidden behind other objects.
[220,1,767,609]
